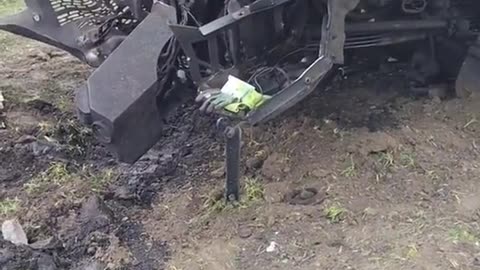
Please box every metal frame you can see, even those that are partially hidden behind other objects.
[213,0,363,202]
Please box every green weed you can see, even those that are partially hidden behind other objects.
[85,168,117,193]
[400,152,416,168]
[0,198,20,216]
[406,244,418,259]
[449,227,480,244]
[244,178,264,202]
[25,162,73,194]
[377,151,395,170]
[325,204,347,223]
[0,0,24,17]
[341,155,356,177]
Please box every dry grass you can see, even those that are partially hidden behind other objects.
[341,155,357,177]
[0,0,24,17]
[25,162,117,195]
[0,198,20,216]
[24,162,73,194]
[449,226,480,244]
[324,203,347,223]
[0,0,25,52]
[244,177,264,202]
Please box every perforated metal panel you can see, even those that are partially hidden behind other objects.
[48,0,135,29]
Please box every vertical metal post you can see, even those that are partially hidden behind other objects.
[224,125,241,202]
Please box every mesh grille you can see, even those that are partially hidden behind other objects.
[49,0,135,29]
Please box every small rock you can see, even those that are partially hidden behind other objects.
[79,196,112,232]
[431,96,442,104]
[349,131,398,156]
[30,237,59,250]
[112,186,135,200]
[246,150,268,170]
[266,241,277,253]
[299,189,315,200]
[15,135,36,144]
[237,226,253,239]
[31,141,54,156]
[267,215,276,227]
[2,219,28,245]
[363,207,379,217]
[246,156,264,170]
[87,246,96,255]
[428,85,448,99]
[473,257,480,267]
[311,168,329,178]
[284,188,326,205]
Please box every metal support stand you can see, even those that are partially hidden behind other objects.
[217,118,242,202]
[211,0,360,202]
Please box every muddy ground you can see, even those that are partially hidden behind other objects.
[2,4,480,270]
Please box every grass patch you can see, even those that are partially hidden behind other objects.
[54,119,92,156]
[0,0,24,17]
[0,85,30,106]
[81,167,117,193]
[341,155,356,177]
[40,82,74,112]
[425,170,440,182]
[405,244,419,259]
[464,117,478,130]
[0,198,20,216]
[377,151,395,170]
[25,163,117,194]
[203,192,227,213]
[43,162,71,184]
[38,121,55,135]
[324,203,347,223]
[37,119,93,157]
[0,0,25,54]
[24,162,73,194]
[203,178,265,214]
[400,152,416,168]
[449,226,480,245]
[244,178,264,202]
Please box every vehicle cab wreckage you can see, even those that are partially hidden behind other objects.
[1,0,480,200]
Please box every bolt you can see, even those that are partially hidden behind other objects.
[225,127,235,138]
[32,13,41,22]
[304,77,312,84]
[227,194,237,202]
[77,35,88,45]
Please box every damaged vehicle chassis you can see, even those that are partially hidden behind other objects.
[1,0,480,200]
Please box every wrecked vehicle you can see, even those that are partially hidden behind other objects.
[1,0,480,198]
